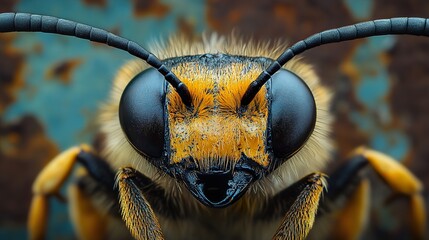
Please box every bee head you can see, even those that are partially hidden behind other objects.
[119,54,316,207]
[3,13,424,208]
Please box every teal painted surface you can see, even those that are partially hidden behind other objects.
[1,0,208,239]
[343,0,411,161]
[344,0,413,234]
[0,228,26,240]
[344,0,373,19]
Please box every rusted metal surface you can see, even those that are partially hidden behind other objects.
[131,0,170,18]
[0,35,25,112]
[0,116,58,223]
[0,0,428,239]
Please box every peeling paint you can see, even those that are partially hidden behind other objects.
[0,36,25,113]
[132,0,170,18]
[82,0,107,8]
[0,0,18,13]
[46,58,83,84]
[341,36,411,160]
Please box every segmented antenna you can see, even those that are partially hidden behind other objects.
[0,12,192,107]
[241,17,429,107]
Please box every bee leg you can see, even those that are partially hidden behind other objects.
[272,172,326,240]
[356,147,425,239]
[333,178,370,240]
[354,147,423,197]
[318,156,370,239]
[28,145,117,239]
[324,148,425,239]
[318,154,370,240]
[28,193,49,240]
[116,167,164,240]
[67,167,108,240]
[67,150,119,240]
[28,144,91,240]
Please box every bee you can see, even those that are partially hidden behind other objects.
[0,13,427,240]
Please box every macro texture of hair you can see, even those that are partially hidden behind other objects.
[99,34,333,204]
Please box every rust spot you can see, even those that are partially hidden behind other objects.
[273,4,296,30]
[46,58,83,84]
[108,26,121,36]
[0,115,59,223]
[82,0,107,8]
[0,0,18,12]
[32,43,44,54]
[177,17,195,39]
[132,0,170,18]
[0,35,26,113]
[332,111,368,161]
[227,9,241,23]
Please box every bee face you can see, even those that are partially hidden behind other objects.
[119,53,317,207]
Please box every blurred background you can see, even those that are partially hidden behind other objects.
[0,0,428,239]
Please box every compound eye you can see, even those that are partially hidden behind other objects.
[270,69,316,159]
[119,68,166,158]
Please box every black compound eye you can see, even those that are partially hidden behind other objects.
[270,69,316,159]
[119,68,167,158]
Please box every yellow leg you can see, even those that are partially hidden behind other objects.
[354,147,422,194]
[354,147,425,239]
[117,167,164,240]
[68,168,107,240]
[27,195,48,240]
[273,173,326,240]
[331,179,370,240]
[410,194,426,240]
[27,144,92,240]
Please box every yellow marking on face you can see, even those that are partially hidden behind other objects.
[167,60,270,168]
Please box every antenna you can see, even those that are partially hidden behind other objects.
[0,12,192,107]
[241,17,429,107]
